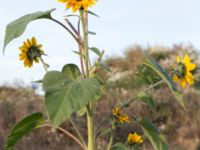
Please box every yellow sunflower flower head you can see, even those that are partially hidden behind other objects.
[172,54,196,88]
[58,0,96,12]
[112,107,130,124]
[127,133,143,146]
[19,37,44,68]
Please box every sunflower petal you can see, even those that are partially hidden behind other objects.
[186,63,196,71]
[59,0,95,12]
[180,78,187,88]
[31,37,37,46]
[185,72,194,85]
[58,0,67,3]
[183,54,190,64]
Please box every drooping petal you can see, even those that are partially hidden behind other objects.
[31,37,37,46]
[19,53,27,60]
[27,39,32,47]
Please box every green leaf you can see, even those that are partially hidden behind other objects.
[32,79,43,83]
[62,64,81,80]
[87,10,100,18]
[87,31,96,35]
[144,52,185,108]
[137,92,156,109]
[72,50,85,57]
[3,9,55,53]
[139,118,168,150]
[90,47,102,56]
[76,106,87,117]
[112,142,130,150]
[43,71,101,127]
[99,64,111,72]
[4,113,45,150]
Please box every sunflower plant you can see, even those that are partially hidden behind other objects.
[2,1,197,150]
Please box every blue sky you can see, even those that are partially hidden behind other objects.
[0,0,200,85]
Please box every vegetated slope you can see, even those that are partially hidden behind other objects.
[0,44,200,150]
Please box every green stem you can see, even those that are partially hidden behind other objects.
[87,104,95,150]
[80,9,95,150]
[40,57,48,72]
[106,135,113,150]
[78,39,86,77]
[106,121,115,150]
[80,10,90,77]
[50,18,79,43]
[69,118,87,149]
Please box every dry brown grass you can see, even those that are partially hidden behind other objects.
[1,44,200,150]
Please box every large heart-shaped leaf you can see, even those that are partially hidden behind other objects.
[43,71,101,127]
[4,113,45,150]
[144,52,185,108]
[139,118,168,150]
[3,9,55,53]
